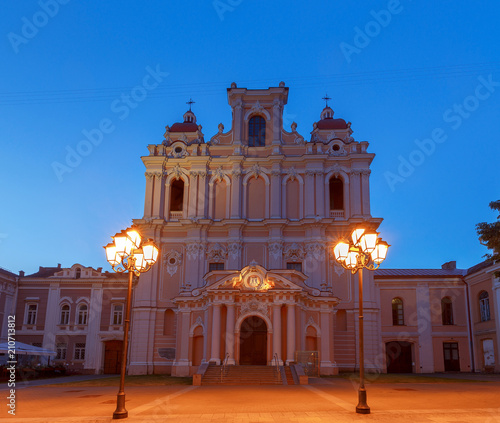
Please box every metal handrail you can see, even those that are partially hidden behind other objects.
[273,353,281,382]
[220,353,230,383]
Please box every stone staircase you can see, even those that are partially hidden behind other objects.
[201,364,284,385]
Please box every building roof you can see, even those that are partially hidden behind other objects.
[316,117,348,130]
[375,268,467,278]
[466,259,497,276]
[170,122,198,132]
[25,266,62,278]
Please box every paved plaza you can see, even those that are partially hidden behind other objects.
[1,375,500,422]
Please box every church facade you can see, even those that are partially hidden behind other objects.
[5,84,500,377]
[131,82,379,376]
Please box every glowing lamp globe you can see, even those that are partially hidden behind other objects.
[345,250,359,270]
[371,240,389,264]
[333,241,349,262]
[351,228,365,247]
[359,231,379,255]
[142,239,159,265]
[104,243,120,266]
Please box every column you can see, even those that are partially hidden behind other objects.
[152,173,164,219]
[416,284,434,373]
[286,304,296,364]
[188,172,198,218]
[230,170,242,218]
[320,309,334,375]
[361,170,371,217]
[315,171,324,218]
[226,304,236,364]
[143,173,154,218]
[198,172,207,218]
[304,171,315,217]
[273,304,283,364]
[85,285,103,372]
[171,309,191,376]
[210,304,221,364]
[270,169,281,218]
[350,170,362,216]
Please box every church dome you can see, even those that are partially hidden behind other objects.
[170,110,199,132]
[316,106,348,130]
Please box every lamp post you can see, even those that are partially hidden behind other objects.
[104,227,159,420]
[333,227,389,415]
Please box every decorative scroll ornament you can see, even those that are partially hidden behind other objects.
[212,166,225,183]
[228,242,242,259]
[163,125,171,143]
[286,167,298,182]
[206,243,227,261]
[240,299,269,316]
[305,242,326,261]
[231,169,242,179]
[249,100,265,116]
[186,243,205,260]
[163,250,183,277]
[248,163,264,179]
[268,241,283,260]
[170,164,183,180]
[283,243,305,260]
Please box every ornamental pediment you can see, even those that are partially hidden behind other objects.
[202,263,304,294]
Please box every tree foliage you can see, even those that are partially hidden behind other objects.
[476,200,500,275]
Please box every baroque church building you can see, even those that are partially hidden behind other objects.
[132,82,381,377]
[6,84,499,377]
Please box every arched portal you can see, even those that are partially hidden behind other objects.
[239,316,267,365]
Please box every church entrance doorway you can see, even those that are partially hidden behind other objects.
[239,316,267,365]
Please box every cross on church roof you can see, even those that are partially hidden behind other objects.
[322,93,331,108]
[186,98,195,111]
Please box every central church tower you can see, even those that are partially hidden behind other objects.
[129,83,382,377]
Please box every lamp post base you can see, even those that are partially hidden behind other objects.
[356,388,370,414]
[113,393,128,419]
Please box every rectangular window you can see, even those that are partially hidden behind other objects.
[286,262,302,272]
[209,263,224,272]
[74,343,86,360]
[25,304,38,325]
[56,343,67,360]
[112,304,123,325]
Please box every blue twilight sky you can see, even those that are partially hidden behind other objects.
[1,1,499,275]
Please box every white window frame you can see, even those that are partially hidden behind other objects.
[77,303,88,325]
[25,303,38,325]
[60,304,70,325]
[111,303,124,325]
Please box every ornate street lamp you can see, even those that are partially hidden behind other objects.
[104,226,159,420]
[333,227,389,414]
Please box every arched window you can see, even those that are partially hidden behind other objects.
[170,179,184,211]
[75,268,81,279]
[329,177,344,210]
[77,304,88,325]
[392,298,404,326]
[479,291,490,322]
[248,116,266,147]
[60,304,70,325]
[441,297,454,325]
